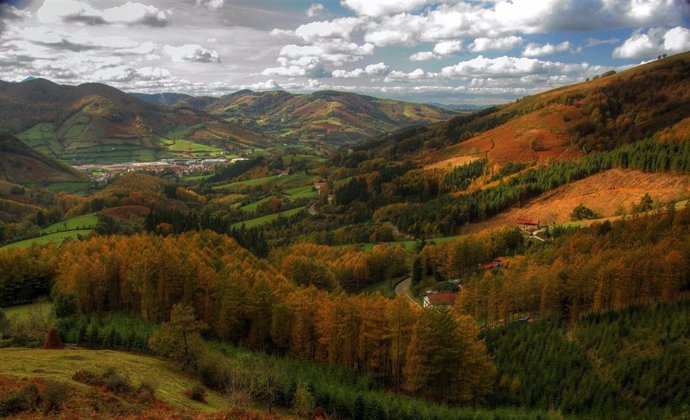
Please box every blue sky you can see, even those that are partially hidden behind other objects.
[1,0,689,104]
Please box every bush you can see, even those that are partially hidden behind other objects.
[197,352,230,390]
[102,368,133,394]
[53,294,78,318]
[135,381,156,404]
[187,384,207,403]
[41,380,69,413]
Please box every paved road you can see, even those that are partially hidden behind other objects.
[395,277,421,307]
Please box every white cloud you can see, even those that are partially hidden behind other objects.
[433,40,462,56]
[522,41,571,57]
[37,0,168,27]
[332,61,390,78]
[440,55,596,79]
[409,51,437,61]
[469,36,523,53]
[294,17,364,42]
[664,26,690,53]
[340,0,432,17]
[195,0,225,10]
[613,26,690,59]
[385,68,427,82]
[92,65,171,82]
[307,3,325,18]
[278,39,374,65]
[163,44,220,63]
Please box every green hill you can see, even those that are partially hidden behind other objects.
[0,79,270,164]
[0,133,85,185]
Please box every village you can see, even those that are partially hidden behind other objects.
[72,157,249,182]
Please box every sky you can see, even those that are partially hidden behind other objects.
[0,0,689,104]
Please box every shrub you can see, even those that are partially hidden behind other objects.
[53,294,78,318]
[0,393,31,417]
[102,368,133,394]
[135,381,156,404]
[187,384,207,403]
[41,380,69,413]
[197,352,230,390]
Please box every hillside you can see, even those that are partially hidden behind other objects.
[0,133,84,185]
[131,92,192,106]
[176,89,456,144]
[0,79,270,164]
[359,52,690,167]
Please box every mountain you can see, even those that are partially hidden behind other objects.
[0,79,270,164]
[176,89,457,144]
[359,52,690,168]
[131,92,193,106]
[0,132,84,185]
[426,102,488,112]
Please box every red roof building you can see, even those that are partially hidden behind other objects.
[423,292,458,308]
[516,218,541,226]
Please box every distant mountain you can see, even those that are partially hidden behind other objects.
[426,102,488,112]
[131,92,193,106]
[0,132,84,184]
[175,89,457,144]
[0,79,269,164]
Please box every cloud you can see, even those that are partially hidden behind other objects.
[92,65,171,82]
[163,44,220,63]
[585,37,620,48]
[195,0,225,10]
[294,17,364,41]
[277,39,374,65]
[360,0,687,48]
[613,26,690,58]
[37,0,168,27]
[439,55,596,79]
[433,40,462,56]
[664,26,690,53]
[384,68,428,82]
[522,41,571,57]
[409,51,437,61]
[263,56,329,78]
[340,0,432,17]
[332,62,390,78]
[306,3,324,18]
[469,36,523,53]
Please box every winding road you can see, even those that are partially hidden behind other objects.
[395,277,421,307]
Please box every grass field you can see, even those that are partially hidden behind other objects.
[0,348,229,413]
[40,214,99,235]
[1,301,53,321]
[285,185,317,199]
[44,182,91,194]
[0,230,92,250]
[239,195,277,212]
[164,139,221,154]
[231,206,306,229]
[214,174,318,193]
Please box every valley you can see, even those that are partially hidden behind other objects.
[1,49,690,420]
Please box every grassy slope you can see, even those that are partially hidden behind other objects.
[0,230,92,250]
[231,206,306,229]
[0,348,229,413]
[40,214,99,234]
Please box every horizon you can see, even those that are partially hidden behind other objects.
[0,1,688,104]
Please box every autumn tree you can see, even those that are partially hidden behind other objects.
[404,308,495,402]
[149,304,207,369]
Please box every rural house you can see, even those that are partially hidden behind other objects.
[423,292,458,308]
